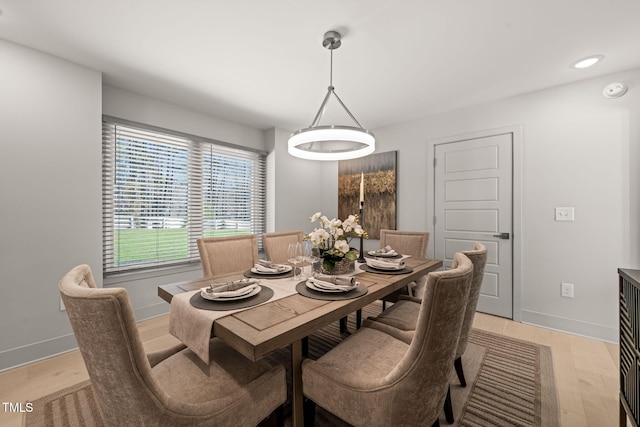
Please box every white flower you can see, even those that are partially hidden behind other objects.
[308,228,330,246]
[306,211,366,258]
[334,240,350,253]
[342,215,357,232]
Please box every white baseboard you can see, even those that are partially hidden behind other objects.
[0,303,170,372]
[520,309,618,343]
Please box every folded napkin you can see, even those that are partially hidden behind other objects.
[202,279,258,297]
[314,274,357,286]
[308,274,357,291]
[366,257,405,270]
[370,245,398,256]
[254,260,289,273]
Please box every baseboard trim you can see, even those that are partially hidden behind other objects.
[0,333,78,372]
[0,303,170,372]
[520,309,617,343]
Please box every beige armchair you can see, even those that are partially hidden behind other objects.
[262,230,304,264]
[302,252,473,427]
[351,229,430,330]
[59,264,286,427]
[379,229,430,301]
[364,242,488,423]
[197,234,259,277]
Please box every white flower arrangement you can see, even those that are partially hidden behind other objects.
[306,212,367,272]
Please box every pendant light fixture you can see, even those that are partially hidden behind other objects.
[288,31,375,161]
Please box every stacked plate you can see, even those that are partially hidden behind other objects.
[367,245,399,258]
[201,280,261,301]
[365,257,406,271]
[305,276,358,293]
[251,260,292,275]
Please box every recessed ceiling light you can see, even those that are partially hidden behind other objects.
[572,55,604,69]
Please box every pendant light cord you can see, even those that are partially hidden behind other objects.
[309,33,364,129]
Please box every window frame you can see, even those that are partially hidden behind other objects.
[102,116,267,275]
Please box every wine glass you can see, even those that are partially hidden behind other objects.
[303,240,319,279]
[287,242,303,281]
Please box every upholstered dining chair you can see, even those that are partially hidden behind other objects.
[364,242,488,423]
[59,264,286,427]
[262,230,304,264]
[379,229,430,301]
[197,234,259,277]
[302,252,473,427]
[349,229,430,331]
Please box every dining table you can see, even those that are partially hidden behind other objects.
[157,256,443,427]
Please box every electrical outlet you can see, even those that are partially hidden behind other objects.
[561,283,574,298]
[60,296,66,311]
[555,207,575,221]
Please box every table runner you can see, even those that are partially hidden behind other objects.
[169,265,365,363]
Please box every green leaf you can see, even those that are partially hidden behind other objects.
[344,251,358,261]
[323,257,335,272]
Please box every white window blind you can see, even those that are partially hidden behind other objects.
[102,118,266,274]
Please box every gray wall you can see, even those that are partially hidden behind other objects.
[0,40,272,371]
[0,39,102,370]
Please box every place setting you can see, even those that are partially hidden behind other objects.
[296,273,368,300]
[360,255,413,274]
[190,278,274,310]
[243,259,300,279]
[365,245,403,259]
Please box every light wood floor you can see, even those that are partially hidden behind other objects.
[0,311,623,427]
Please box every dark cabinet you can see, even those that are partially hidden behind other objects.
[619,268,640,427]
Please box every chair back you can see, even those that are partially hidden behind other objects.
[388,252,473,422]
[379,229,429,258]
[262,230,304,264]
[59,265,165,424]
[197,234,259,277]
[456,242,488,358]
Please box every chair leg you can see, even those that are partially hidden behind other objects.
[382,300,387,311]
[454,356,466,387]
[340,316,348,333]
[356,309,362,329]
[303,398,316,427]
[431,418,440,427]
[443,385,454,424]
[267,404,284,427]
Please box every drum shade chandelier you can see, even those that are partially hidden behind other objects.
[288,31,375,161]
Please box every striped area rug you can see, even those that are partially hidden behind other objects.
[25,304,558,427]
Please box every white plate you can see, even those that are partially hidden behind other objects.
[251,265,292,275]
[201,285,261,301]
[366,262,405,271]
[367,250,398,258]
[305,280,357,293]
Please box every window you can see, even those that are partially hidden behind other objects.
[102,117,266,274]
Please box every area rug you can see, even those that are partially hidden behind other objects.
[25,305,558,427]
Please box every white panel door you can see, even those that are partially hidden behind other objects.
[434,133,513,318]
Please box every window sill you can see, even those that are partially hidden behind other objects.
[103,262,202,286]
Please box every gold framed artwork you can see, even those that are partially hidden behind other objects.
[338,151,397,239]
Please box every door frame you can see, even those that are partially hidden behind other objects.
[426,125,523,321]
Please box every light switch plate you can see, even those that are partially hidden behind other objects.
[555,207,575,221]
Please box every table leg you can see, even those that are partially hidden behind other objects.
[291,339,304,427]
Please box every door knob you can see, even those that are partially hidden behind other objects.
[493,232,510,239]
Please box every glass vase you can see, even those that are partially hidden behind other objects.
[312,257,355,275]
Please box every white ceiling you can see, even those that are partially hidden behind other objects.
[1,0,639,132]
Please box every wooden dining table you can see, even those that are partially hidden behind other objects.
[158,257,442,427]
